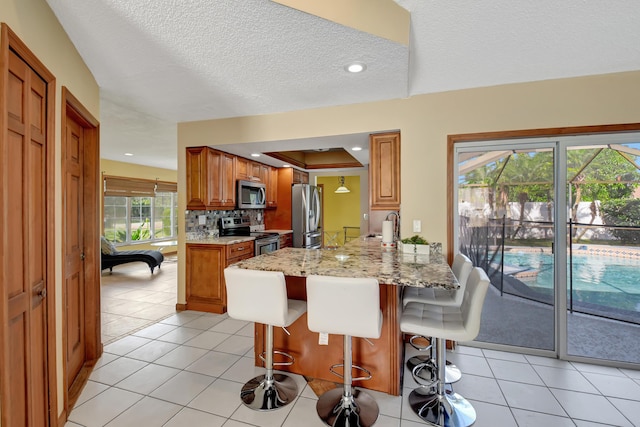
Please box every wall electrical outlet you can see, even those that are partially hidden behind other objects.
[413,219,421,232]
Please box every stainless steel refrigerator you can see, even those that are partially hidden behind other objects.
[291,183,322,248]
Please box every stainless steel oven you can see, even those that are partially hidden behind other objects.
[253,233,280,256]
[220,216,279,256]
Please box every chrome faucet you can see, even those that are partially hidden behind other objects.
[385,211,401,242]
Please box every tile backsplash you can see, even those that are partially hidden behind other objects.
[185,209,264,239]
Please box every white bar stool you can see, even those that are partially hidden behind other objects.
[306,275,383,427]
[402,253,473,384]
[400,267,489,427]
[224,267,307,411]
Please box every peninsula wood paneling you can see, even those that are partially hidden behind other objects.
[254,277,403,396]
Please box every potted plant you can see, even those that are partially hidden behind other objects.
[400,235,430,256]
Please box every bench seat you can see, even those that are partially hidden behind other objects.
[101,249,164,274]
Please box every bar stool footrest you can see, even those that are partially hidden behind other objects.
[329,363,373,382]
[259,350,295,367]
[409,334,433,352]
[408,356,462,384]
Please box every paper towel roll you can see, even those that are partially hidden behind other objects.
[382,220,394,243]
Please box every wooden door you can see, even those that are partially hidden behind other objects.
[2,47,49,427]
[64,113,85,390]
[61,88,101,417]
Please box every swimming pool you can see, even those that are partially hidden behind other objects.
[501,251,640,314]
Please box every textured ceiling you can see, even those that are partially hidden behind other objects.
[45,0,640,170]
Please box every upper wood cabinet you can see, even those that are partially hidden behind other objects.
[369,132,401,210]
[236,157,262,182]
[235,156,250,180]
[266,166,278,208]
[220,151,236,207]
[292,169,309,184]
[259,164,269,183]
[252,162,262,181]
[186,146,236,209]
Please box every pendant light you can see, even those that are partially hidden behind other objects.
[335,176,350,193]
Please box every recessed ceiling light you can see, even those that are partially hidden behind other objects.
[251,153,260,157]
[124,153,134,156]
[282,164,291,168]
[351,146,362,151]
[345,62,366,73]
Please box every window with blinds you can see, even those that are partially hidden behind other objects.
[103,175,178,244]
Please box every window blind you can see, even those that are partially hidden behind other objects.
[155,180,177,193]
[103,175,177,197]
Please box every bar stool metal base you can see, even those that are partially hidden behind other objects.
[316,387,379,427]
[407,356,462,384]
[240,373,298,411]
[408,388,476,427]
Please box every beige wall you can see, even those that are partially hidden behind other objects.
[100,159,178,182]
[178,70,640,304]
[1,0,100,420]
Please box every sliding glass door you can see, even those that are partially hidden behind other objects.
[456,141,557,352]
[564,139,640,364]
[454,134,640,366]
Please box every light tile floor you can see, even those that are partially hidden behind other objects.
[101,256,178,344]
[72,256,640,426]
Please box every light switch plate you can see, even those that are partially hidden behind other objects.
[413,220,421,232]
[318,332,329,345]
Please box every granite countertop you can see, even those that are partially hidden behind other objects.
[187,236,255,245]
[231,237,459,289]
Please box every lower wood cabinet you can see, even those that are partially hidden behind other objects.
[185,242,254,313]
[279,233,292,248]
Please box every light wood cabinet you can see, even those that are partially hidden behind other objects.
[293,169,309,184]
[185,241,254,314]
[266,166,278,208]
[259,164,269,183]
[252,162,262,181]
[264,167,294,229]
[235,156,249,180]
[369,132,401,210]
[220,152,236,207]
[186,146,235,209]
[279,232,293,248]
[236,157,262,182]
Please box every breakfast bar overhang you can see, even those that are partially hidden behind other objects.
[230,237,459,396]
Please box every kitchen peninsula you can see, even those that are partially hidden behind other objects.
[229,236,458,396]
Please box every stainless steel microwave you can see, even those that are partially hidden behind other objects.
[237,180,266,209]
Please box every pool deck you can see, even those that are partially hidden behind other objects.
[504,244,640,259]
